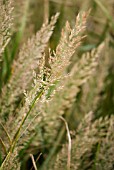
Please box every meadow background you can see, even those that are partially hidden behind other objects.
[0,0,114,170]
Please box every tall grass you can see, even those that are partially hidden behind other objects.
[0,0,114,170]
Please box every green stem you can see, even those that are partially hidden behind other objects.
[0,90,43,170]
[10,0,30,62]
[40,125,66,170]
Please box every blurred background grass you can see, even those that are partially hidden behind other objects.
[1,0,114,84]
[3,0,114,117]
[1,0,114,169]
